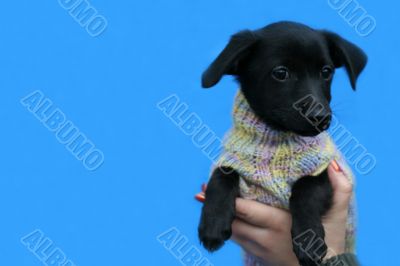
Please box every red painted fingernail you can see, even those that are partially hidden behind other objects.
[195,192,205,203]
[332,159,342,172]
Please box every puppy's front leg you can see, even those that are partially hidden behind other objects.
[289,169,333,266]
[198,166,239,252]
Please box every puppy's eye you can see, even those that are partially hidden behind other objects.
[271,66,290,81]
[321,66,334,80]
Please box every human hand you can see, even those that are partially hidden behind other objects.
[232,197,298,266]
[231,161,352,265]
[195,180,298,265]
[196,160,353,265]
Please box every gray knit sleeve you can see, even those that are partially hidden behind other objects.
[322,253,360,266]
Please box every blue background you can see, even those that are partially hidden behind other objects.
[1,0,398,265]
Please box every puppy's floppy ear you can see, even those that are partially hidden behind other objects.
[321,31,367,90]
[202,30,258,88]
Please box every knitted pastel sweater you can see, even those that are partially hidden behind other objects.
[214,91,356,266]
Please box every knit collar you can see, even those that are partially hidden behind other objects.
[220,90,336,185]
[231,90,330,148]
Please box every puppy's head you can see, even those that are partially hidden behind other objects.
[202,21,367,136]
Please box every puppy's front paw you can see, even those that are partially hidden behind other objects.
[291,221,327,266]
[198,213,233,252]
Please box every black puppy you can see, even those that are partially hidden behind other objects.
[198,21,367,266]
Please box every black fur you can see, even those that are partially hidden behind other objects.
[198,21,366,266]
[198,167,239,251]
[290,170,333,265]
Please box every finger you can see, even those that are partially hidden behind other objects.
[232,219,267,247]
[328,160,353,194]
[194,192,205,203]
[327,161,353,211]
[231,233,265,259]
[235,198,290,228]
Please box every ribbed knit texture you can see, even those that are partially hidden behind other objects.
[214,91,356,266]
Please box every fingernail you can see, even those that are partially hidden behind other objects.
[201,183,207,192]
[195,192,205,203]
[331,159,342,172]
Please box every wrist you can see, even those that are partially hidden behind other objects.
[322,253,359,266]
